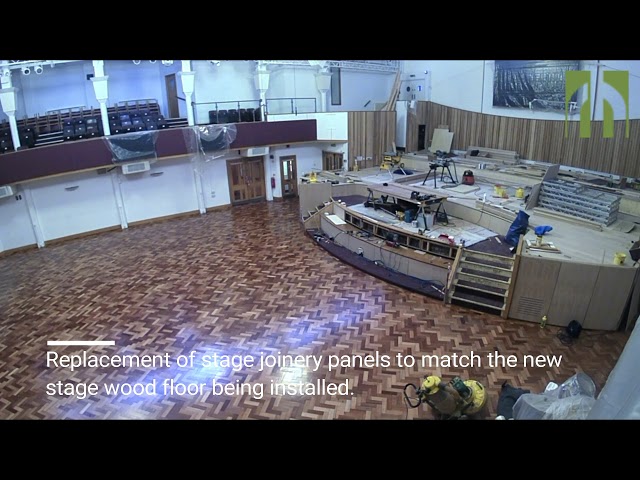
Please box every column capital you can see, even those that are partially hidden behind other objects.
[315,72,331,93]
[254,71,270,92]
[0,87,19,113]
[177,71,195,96]
[91,75,109,102]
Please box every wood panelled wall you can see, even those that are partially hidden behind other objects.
[348,111,396,169]
[408,101,640,178]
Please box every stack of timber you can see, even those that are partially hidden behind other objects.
[465,146,520,164]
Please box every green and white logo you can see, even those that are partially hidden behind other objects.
[565,70,629,138]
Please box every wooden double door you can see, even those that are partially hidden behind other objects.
[227,157,266,204]
[322,151,344,171]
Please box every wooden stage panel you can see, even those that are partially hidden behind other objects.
[547,262,601,328]
[508,256,562,323]
[583,266,637,330]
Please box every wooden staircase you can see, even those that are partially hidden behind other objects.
[446,249,515,316]
[302,201,334,230]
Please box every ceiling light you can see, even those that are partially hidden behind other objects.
[133,60,141,65]
[21,66,30,75]
[161,60,174,66]
[149,60,157,64]
[34,64,43,75]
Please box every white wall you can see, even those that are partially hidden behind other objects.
[267,67,320,115]
[403,60,640,121]
[28,170,121,241]
[201,155,233,209]
[18,61,94,117]
[592,60,640,121]
[0,188,36,251]
[105,60,165,114]
[268,144,324,198]
[328,70,396,112]
[119,156,199,223]
[267,111,348,141]
[403,60,483,112]
[268,142,348,197]
[192,61,259,124]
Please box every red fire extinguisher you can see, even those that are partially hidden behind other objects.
[271,176,276,189]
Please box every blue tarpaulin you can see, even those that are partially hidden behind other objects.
[505,210,530,246]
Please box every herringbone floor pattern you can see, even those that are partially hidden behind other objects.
[0,199,629,420]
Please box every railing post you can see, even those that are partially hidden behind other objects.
[291,98,294,115]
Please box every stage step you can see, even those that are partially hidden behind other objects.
[447,247,515,313]
[453,279,508,298]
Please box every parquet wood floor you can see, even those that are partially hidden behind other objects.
[0,199,629,419]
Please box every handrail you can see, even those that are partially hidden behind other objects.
[192,99,260,108]
[502,234,525,319]
[192,99,263,125]
[444,245,464,304]
[265,97,317,115]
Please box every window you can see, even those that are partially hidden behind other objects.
[331,67,341,106]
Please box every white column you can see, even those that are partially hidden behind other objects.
[110,169,128,229]
[91,61,110,136]
[21,185,45,248]
[191,154,207,214]
[0,79,22,150]
[254,61,270,120]
[315,69,331,113]
[91,82,110,136]
[178,60,195,126]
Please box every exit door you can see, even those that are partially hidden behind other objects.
[280,155,297,198]
[226,157,266,205]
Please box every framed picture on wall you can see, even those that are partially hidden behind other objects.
[493,60,581,111]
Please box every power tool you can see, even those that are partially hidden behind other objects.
[404,374,487,419]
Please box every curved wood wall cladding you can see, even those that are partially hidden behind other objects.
[347,111,396,169]
[415,102,640,178]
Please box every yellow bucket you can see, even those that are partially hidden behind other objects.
[614,252,627,265]
[516,187,525,199]
[494,184,505,197]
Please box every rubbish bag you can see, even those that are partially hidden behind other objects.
[497,382,530,419]
[505,210,530,246]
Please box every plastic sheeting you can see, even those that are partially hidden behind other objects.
[587,318,640,419]
[183,124,237,161]
[512,373,597,420]
[105,131,159,163]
